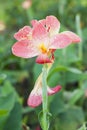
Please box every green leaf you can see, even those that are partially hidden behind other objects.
[0,80,19,130]
[22,107,34,114]
[0,93,16,130]
[50,107,84,130]
[0,74,7,83]
[0,110,8,116]
[48,66,84,85]
[0,70,29,83]
[69,89,84,106]
[0,93,16,111]
[78,123,87,130]
[4,102,22,130]
[0,80,16,97]
[50,92,65,116]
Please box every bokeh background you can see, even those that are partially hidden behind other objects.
[0,0,87,130]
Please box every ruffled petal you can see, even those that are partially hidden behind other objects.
[50,33,72,49]
[32,22,49,46]
[36,54,52,64]
[46,15,60,36]
[27,88,42,108]
[31,20,38,27]
[31,19,46,27]
[47,85,61,95]
[14,26,32,41]
[12,40,39,58]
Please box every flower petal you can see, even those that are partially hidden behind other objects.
[50,33,72,49]
[12,40,39,58]
[46,15,60,36]
[32,22,49,46]
[14,26,32,41]
[27,73,62,107]
[39,19,46,26]
[47,85,61,95]
[31,19,46,27]
[27,90,42,108]
[31,20,38,27]
[27,73,42,107]
[61,31,81,43]
[27,85,61,107]
[36,54,52,64]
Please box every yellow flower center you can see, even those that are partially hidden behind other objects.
[39,43,47,54]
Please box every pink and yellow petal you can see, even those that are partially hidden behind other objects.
[32,22,49,46]
[61,31,81,43]
[14,26,32,41]
[12,40,39,58]
[50,33,72,49]
[46,15,60,36]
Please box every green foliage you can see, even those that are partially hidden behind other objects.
[0,0,87,129]
[0,80,22,130]
[50,107,84,130]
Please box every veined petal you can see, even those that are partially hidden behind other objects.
[61,31,81,43]
[32,22,49,46]
[46,15,60,36]
[47,85,61,95]
[36,54,52,64]
[14,26,32,41]
[12,40,39,58]
[50,33,72,49]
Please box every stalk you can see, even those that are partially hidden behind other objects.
[75,14,82,60]
[42,64,48,130]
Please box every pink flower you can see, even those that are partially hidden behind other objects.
[27,73,61,107]
[12,16,81,64]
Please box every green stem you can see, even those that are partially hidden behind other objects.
[75,14,82,61]
[26,6,34,23]
[42,64,48,130]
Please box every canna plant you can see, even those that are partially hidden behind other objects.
[12,15,81,130]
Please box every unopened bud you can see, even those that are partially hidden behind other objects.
[22,0,32,10]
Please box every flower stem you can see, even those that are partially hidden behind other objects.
[42,64,48,130]
[75,14,83,61]
[26,7,33,21]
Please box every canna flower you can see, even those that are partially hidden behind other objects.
[27,73,61,107]
[12,15,81,64]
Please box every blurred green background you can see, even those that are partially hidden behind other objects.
[0,0,87,130]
